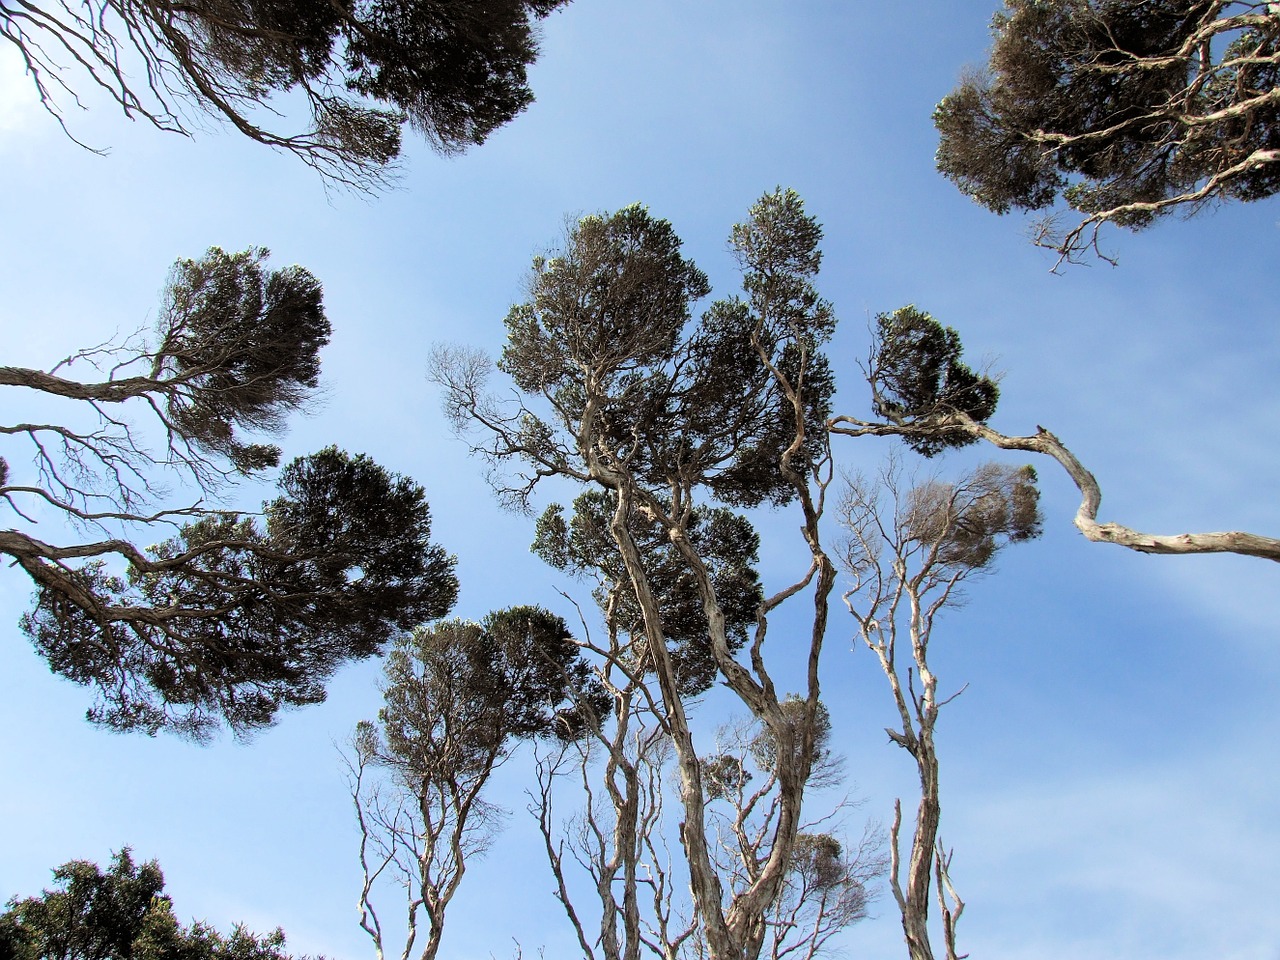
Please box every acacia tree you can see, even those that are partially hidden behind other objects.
[830,306,1280,563]
[349,608,600,960]
[934,0,1280,265]
[838,460,1041,960]
[1,247,458,739]
[433,188,841,960]
[2,0,569,187]
[0,848,309,960]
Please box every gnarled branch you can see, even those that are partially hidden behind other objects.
[831,411,1280,562]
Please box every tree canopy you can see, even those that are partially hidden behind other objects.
[1,248,458,738]
[866,306,999,458]
[350,608,601,960]
[1,0,570,187]
[0,849,310,960]
[532,490,763,697]
[375,607,603,763]
[934,0,1280,262]
[436,189,850,960]
[440,193,836,512]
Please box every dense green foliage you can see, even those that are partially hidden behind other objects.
[868,306,999,457]
[158,249,330,474]
[534,490,762,696]
[372,607,605,766]
[935,0,1280,255]
[436,190,851,960]
[0,850,307,960]
[2,249,458,739]
[462,191,835,511]
[19,447,457,739]
[1,0,569,185]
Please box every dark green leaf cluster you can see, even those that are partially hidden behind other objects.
[532,490,762,697]
[496,190,836,509]
[934,0,1280,222]
[731,188,835,343]
[0,849,308,960]
[20,447,458,739]
[707,325,836,508]
[370,607,604,783]
[1201,28,1280,202]
[500,205,712,396]
[5,0,567,182]
[714,188,836,505]
[343,0,570,155]
[870,306,998,457]
[157,248,329,474]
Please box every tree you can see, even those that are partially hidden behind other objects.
[433,188,845,960]
[699,702,886,960]
[531,489,767,960]
[934,0,1280,264]
[0,849,312,960]
[533,489,764,698]
[528,696,883,960]
[838,460,1041,960]
[831,306,1280,562]
[349,608,601,960]
[1,247,458,739]
[1,0,570,188]
[528,490,874,960]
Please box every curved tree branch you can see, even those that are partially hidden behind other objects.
[830,411,1280,562]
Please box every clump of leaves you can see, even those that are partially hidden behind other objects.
[533,489,762,697]
[869,306,998,457]
[22,447,458,739]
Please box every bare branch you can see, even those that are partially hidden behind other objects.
[831,411,1280,562]
[839,460,1039,960]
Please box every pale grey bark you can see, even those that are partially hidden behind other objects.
[839,460,1036,960]
[346,730,503,960]
[831,411,1280,563]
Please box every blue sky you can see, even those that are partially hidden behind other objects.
[2,2,1279,958]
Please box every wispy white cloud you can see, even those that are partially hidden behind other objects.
[952,743,1280,959]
